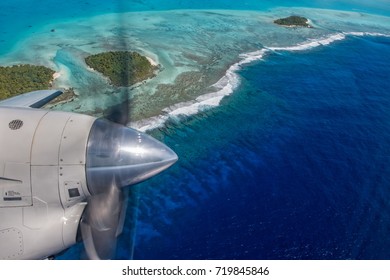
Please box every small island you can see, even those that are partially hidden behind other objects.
[0,64,55,100]
[85,51,158,87]
[274,16,312,28]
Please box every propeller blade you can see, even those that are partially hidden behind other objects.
[80,0,177,260]
[80,180,124,260]
[123,186,140,260]
[105,97,130,126]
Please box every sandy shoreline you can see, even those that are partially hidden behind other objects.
[146,56,158,67]
[52,72,61,80]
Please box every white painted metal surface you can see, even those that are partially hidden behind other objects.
[0,103,94,259]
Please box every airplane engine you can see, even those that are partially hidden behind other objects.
[0,104,177,259]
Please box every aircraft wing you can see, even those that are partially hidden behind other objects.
[0,90,63,108]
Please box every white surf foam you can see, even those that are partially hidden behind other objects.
[269,33,346,52]
[131,32,388,132]
[344,31,390,38]
[131,49,269,132]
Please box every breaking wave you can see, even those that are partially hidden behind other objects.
[131,32,389,132]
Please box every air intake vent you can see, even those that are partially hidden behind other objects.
[8,120,24,130]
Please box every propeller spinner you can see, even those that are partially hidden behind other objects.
[80,119,178,259]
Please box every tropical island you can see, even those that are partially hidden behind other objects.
[85,51,158,87]
[274,16,312,28]
[0,64,55,100]
[0,51,157,104]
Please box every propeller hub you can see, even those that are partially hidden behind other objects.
[85,119,178,195]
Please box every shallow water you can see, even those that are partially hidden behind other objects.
[2,6,389,124]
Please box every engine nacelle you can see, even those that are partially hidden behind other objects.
[0,94,177,259]
[0,107,95,259]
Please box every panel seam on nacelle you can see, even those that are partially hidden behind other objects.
[29,110,50,208]
[57,115,72,211]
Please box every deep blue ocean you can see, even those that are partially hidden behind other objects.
[116,35,390,260]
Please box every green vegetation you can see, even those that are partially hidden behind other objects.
[274,16,311,28]
[0,64,55,100]
[85,51,157,87]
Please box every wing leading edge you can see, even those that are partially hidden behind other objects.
[0,90,63,108]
